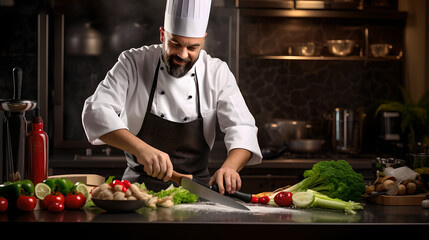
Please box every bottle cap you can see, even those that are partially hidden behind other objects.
[33,116,43,124]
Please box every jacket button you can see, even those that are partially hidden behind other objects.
[183,117,188,121]
[160,66,164,70]
[188,95,192,99]
[160,90,165,95]
[160,114,165,118]
[191,73,195,77]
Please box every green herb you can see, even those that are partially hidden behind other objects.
[150,184,198,204]
[375,86,429,152]
[105,176,115,184]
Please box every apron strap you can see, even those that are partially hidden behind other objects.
[146,59,161,113]
[194,68,202,119]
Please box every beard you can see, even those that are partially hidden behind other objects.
[162,51,197,78]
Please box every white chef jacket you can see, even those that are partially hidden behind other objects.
[82,44,262,165]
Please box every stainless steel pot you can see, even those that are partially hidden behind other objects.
[66,22,103,56]
[288,139,325,153]
[332,108,366,154]
[265,119,311,147]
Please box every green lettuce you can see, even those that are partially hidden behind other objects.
[149,184,198,204]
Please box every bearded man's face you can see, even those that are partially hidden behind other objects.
[160,27,205,78]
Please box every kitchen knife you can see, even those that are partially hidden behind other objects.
[211,183,253,203]
[171,171,250,211]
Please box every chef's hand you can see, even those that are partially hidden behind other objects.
[209,148,252,194]
[209,167,242,195]
[136,145,173,182]
[99,129,173,182]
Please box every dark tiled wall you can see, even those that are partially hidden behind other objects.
[237,17,404,148]
[240,59,403,144]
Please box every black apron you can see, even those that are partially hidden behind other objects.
[122,59,211,192]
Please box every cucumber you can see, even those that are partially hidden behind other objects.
[292,191,314,208]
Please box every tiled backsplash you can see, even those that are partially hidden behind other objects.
[237,15,404,150]
[239,58,403,148]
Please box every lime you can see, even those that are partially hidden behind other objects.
[74,183,90,202]
[35,182,52,200]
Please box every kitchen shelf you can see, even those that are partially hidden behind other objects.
[240,9,407,20]
[244,55,403,61]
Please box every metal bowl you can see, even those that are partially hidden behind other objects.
[92,199,148,212]
[288,139,325,153]
[298,42,316,56]
[0,99,37,112]
[327,40,356,56]
[370,43,392,57]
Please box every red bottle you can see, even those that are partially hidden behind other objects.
[27,116,48,185]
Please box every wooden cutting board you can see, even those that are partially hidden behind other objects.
[367,193,427,206]
[48,174,105,186]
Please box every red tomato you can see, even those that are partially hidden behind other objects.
[0,197,8,212]
[110,180,126,192]
[65,193,86,209]
[258,196,270,204]
[48,202,64,212]
[121,180,131,189]
[274,191,293,207]
[16,196,37,211]
[42,193,65,209]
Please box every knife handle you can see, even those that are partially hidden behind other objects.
[171,171,193,186]
[211,183,253,203]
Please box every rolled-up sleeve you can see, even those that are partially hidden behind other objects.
[216,63,262,165]
[82,52,131,144]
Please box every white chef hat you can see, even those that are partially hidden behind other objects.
[164,0,212,38]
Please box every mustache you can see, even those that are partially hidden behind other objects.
[170,55,191,64]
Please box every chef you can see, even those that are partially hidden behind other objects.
[82,0,262,194]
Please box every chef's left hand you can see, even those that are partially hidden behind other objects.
[209,167,242,195]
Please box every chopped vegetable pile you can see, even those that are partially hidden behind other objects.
[90,177,198,209]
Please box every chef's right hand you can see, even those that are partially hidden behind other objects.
[136,145,173,182]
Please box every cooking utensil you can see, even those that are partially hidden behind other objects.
[297,42,316,56]
[261,144,288,159]
[171,172,250,211]
[266,119,310,146]
[92,199,148,212]
[1,67,36,182]
[370,43,392,57]
[327,40,356,56]
[66,22,103,56]
[288,139,325,153]
[331,108,365,154]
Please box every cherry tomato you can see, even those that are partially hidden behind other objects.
[258,196,270,204]
[274,191,293,207]
[0,197,8,212]
[65,193,86,209]
[121,180,131,189]
[110,180,126,192]
[251,196,259,203]
[42,193,65,209]
[48,202,64,212]
[16,196,37,211]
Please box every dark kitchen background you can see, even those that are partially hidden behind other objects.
[1,0,428,192]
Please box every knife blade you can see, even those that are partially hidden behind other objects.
[181,177,250,211]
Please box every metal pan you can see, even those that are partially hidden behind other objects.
[288,139,325,153]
